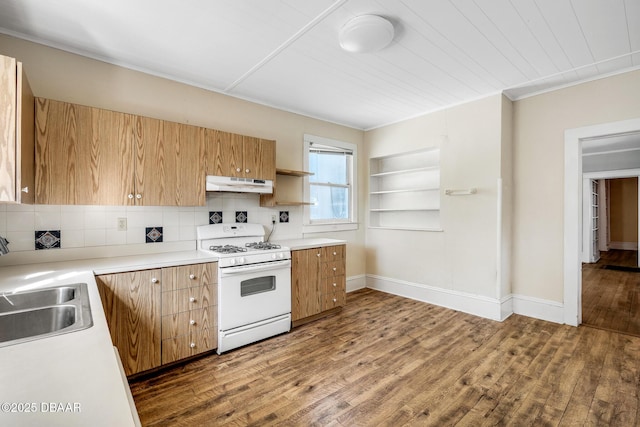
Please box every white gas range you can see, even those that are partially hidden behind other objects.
[196,223,291,354]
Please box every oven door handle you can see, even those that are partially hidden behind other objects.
[220,260,291,276]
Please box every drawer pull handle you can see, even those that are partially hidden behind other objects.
[190,343,196,348]
[190,297,196,303]
[189,274,195,280]
[151,278,158,283]
[190,320,196,325]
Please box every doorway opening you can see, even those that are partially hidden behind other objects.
[564,118,640,327]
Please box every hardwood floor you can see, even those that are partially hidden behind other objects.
[582,249,640,336]
[130,289,640,426]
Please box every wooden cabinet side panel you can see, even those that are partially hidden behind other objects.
[0,56,17,202]
[291,248,322,321]
[96,270,162,376]
[16,63,34,204]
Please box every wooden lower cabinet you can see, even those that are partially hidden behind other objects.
[96,262,218,376]
[96,269,162,376]
[291,245,346,325]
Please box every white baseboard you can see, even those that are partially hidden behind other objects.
[609,241,638,250]
[510,294,564,324]
[364,274,565,325]
[346,275,366,292]
[366,274,504,321]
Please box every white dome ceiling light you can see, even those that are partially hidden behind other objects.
[339,15,395,53]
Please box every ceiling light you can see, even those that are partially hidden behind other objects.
[339,15,394,53]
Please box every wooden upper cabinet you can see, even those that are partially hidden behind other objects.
[0,55,35,204]
[35,99,135,205]
[35,99,205,206]
[134,117,205,206]
[205,130,275,181]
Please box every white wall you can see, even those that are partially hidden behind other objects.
[514,69,640,303]
[365,94,506,306]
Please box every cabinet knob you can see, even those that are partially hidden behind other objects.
[333,298,337,302]
[245,168,250,173]
[190,319,196,325]
[236,167,241,172]
[136,194,142,199]
[128,194,134,199]
[151,277,158,283]
[21,187,29,193]
[333,267,337,272]
[333,283,337,287]
[317,253,321,257]
[190,342,196,348]
[190,297,196,303]
[189,274,195,280]
[333,251,337,256]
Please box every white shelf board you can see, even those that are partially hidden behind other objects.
[370,187,439,195]
[369,208,440,212]
[370,166,439,177]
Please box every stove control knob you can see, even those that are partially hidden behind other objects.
[278,252,285,259]
[272,253,277,259]
[229,258,236,265]
[238,257,245,264]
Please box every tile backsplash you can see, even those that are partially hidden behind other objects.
[0,193,303,258]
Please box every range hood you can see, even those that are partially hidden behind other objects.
[206,175,273,194]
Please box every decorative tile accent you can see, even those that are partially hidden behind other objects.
[235,211,248,223]
[145,227,163,243]
[279,211,289,223]
[35,230,61,250]
[209,211,223,224]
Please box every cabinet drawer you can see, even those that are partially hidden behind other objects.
[161,328,216,364]
[322,245,345,261]
[322,290,346,311]
[161,306,216,339]
[322,261,345,277]
[162,283,215,314]
[323,276,346,294]
[161,262,217,292]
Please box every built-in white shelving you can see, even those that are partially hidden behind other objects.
[369,148,441,231]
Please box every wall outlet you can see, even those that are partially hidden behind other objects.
[271,215,277,223]
[117,217,127,231]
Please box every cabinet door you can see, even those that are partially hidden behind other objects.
[0,56,17,202]
[291,248,322,321]
[204,129,243,177]
[243,136,275,181]
[0,57,34,204]
[96,269,162,376]
[135,118,205,206]
[35,99,135,205]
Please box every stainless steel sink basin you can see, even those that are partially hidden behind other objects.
[0,283,93,347]
[0,286,76,313]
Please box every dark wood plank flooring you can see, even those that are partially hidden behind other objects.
[582,249,640,336]
[130,289,640,426]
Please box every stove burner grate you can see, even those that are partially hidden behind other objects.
[245,242,282,250]
[209,245,248,254]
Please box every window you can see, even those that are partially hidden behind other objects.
[303,134,357,232]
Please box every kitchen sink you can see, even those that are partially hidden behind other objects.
[0,286,76,313]
[0,283,93,348]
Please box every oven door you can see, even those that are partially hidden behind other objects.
[218,260,291,331]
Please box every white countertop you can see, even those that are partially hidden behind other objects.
[273,238,347,251]
[0,250,217,427]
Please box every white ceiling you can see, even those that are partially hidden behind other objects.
[0,0,638,130]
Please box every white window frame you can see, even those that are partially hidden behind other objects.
[303,134,358,233]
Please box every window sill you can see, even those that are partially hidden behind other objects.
[302,222,359,234]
